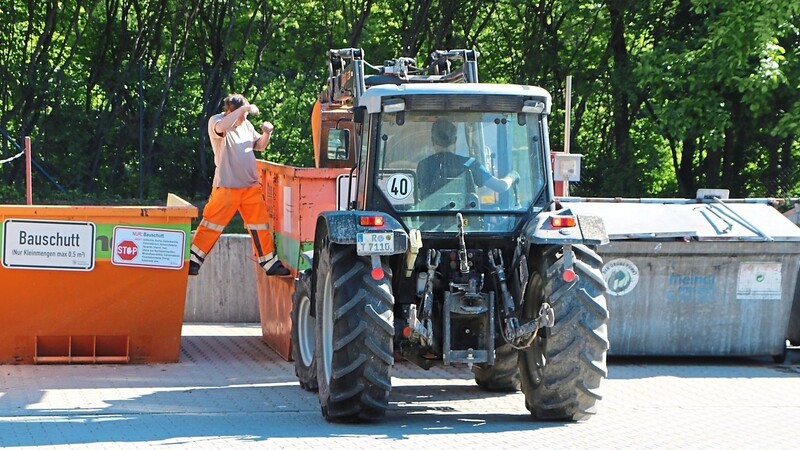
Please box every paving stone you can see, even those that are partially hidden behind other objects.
[0,324,798,449]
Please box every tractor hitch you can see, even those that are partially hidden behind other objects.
[504,302,555,349]
[489,247,555,349]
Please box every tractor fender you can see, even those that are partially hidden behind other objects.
[315,210,409,255]
[523,207,608,246]
[308,211,408,318]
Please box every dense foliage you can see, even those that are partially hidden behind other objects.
[1,0,798,204]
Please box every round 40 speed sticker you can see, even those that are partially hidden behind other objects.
[383,173,414,204]
[601,258,640,296]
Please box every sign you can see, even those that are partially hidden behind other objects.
[601,258,639,296]
[2,219,95,270]
[356,232,394,255]
[336,174,356,211]
[116,240,139,261]
[737,262,782,300]
[379,172,415,205]
[111,226,185,269]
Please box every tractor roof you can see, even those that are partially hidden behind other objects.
[358,83,552,115]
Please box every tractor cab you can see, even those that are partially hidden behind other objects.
[357,84,552,234]
[312,48,555,235]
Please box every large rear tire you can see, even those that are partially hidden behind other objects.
[518,244,609,420]
[472,343,521,392]
[291,269,317,391]
[315,240,394,422]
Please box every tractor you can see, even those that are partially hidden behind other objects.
[290,48,610,422]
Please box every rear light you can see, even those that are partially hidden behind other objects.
[359,215,385,227]
[550,215,577,228]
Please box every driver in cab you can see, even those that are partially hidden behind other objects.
[416,118,518,199]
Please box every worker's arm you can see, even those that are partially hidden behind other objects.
[254,121,274,151]
[483,171,519,192]
[464,157,519,192]
[213,104,259,136]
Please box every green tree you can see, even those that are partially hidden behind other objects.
[0,0,797,204]
[638,0,800,198]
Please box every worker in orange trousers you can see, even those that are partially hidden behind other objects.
[189,93,289,277]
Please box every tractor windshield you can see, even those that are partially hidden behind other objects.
[374,110,547,233]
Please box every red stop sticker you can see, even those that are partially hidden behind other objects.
[116,240,138,260]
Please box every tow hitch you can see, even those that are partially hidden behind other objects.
[489,248,555,349]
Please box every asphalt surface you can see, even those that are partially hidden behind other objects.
[1,323,799,449]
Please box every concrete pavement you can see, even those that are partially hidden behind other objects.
[1,323,799,449]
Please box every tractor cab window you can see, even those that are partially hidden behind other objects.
[374,110,547,232]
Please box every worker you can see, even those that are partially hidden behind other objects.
[416,118,519,198]
[189,93,290,276]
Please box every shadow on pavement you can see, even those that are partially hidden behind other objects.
[1,333,797,447]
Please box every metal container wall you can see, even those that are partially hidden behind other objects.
[598,241,800,357]
[565,199,800,357]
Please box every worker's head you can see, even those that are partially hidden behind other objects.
[223,93,250,125]
[431,118,457,149]
[223,94,249,112]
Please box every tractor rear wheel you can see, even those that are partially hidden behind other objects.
[472,342,520,392]
[314,240,394,422]
[518,244,609,420]
[291,269,317,391]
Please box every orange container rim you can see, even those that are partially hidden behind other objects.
[0,193,197,218]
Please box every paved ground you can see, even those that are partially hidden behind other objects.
[1,323,799,449]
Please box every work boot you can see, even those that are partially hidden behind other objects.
[188,261,201,276]
[262,259,290,276]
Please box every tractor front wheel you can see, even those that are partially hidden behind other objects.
[291,269,317,391]
[314,240,395,422]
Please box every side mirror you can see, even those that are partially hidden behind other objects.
[327,129,350,161]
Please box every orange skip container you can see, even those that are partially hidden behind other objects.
[255,160,347,360]
[0,194,196,364]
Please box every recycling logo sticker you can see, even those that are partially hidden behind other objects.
[602,258,640,297]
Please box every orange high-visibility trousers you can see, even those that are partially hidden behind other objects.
[190,185,279,269]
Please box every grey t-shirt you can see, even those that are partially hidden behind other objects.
[208,113,261,188]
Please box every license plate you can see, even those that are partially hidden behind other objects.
[356,232,394,255]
